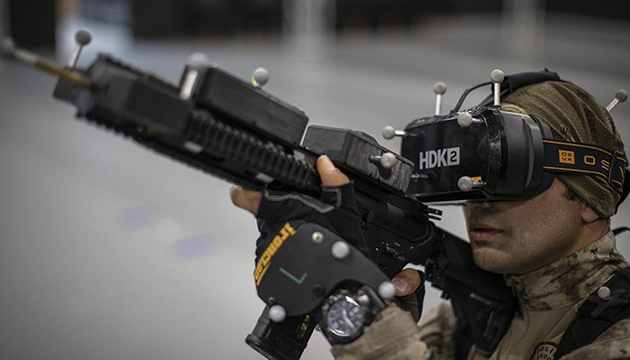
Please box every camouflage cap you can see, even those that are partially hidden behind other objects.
[502,80,625,218]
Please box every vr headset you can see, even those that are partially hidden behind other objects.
[398,70,629,206]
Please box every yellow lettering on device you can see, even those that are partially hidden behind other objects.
[559,150,575,164]
[584,155,596,165]
[254,223,296,286]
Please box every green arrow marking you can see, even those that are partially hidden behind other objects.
[279,267,308,285]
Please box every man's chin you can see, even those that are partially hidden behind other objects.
[471,247,513,274]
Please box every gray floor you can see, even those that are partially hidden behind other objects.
[1,13,630,360]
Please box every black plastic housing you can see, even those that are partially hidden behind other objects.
[402,106,555,202]
[303,126,414,194]
[192,66,308,148]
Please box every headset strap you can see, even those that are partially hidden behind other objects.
[502,70,561,95]
[543,139,628,194]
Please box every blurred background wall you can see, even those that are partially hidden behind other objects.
[1,1,629,359]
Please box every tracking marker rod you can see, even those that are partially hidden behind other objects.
[1,36,93,89]
[67,29,92,68]
[606,89,628,112]
[490,69,504,107]
[434,82,446,116]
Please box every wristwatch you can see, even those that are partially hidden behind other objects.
[319,287,386,344]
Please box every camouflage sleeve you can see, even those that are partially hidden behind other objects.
[561,319,630,359]
[330,305,435,360]
[417,302,458,360]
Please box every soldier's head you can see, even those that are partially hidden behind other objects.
[463,80,625,275]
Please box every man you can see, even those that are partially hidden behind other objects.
[231,79,630,359]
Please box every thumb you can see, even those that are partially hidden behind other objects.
[229,185,262,215]
[317,155,350,187]
[392,269,422,297]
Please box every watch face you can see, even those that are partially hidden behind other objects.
[326,296,365,338]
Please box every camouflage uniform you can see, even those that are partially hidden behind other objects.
[331,232,630,359]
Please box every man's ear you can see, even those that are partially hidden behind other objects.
[581,205,600,223]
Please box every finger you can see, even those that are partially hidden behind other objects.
[317,155,350,187]
[392,268,422,297]
[229,185,263,215]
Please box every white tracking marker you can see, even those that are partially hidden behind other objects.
[597,286,611,301]
[179,52,211,100]
[490,69,505,107]
[379,152,397,169]
[378,281,396,300]
[458,176,484,191]
[269,305,287,322]
[457,112,473,128]
[68,29,92,68]
[381,126,406,140]
[606,89,627,112]
[331,241,350,260]
[252,67,269,88]
[434,81,447,116]
[369,153,398,170]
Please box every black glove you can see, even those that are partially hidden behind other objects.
[254,182,371,264]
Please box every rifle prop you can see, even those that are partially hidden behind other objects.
[0,32,515,359]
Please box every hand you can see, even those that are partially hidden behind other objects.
[392,268,426,322]
[232,156,426,321]
[230,155,350,215]
[230,155,370,262]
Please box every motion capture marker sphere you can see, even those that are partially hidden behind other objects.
[252,67,269,87]
[369,154,398,170]
[378,281,396,300]
[382,126,396,140]
[433,81,447,115]
[457,112,473,128]
[597,286,611,301]
[180,53,211,99]
[490,69,505,106]
[331,241,350,260]
[381,126,406,140]
[458,176,485,191]
[0,37,16,58]
[75,29,93,46]
[490,69,505,84]
[606,89,628,112]
[380,153,397,169]
[68,29,93,68]
[269,305,287,322]
[433,81,447,95]
[458,176,474,191]
[187,52,211,70]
